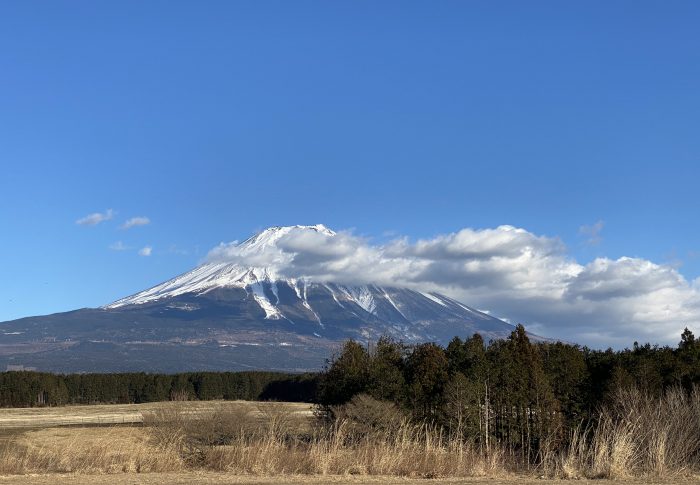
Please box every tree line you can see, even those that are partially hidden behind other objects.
[2,324,698,463]
[318,326,700,463]
[0,370,318,407]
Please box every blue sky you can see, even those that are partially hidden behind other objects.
[1,2,699,344]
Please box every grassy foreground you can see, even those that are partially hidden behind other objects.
[0,473,695,485]
[0,394,698,482]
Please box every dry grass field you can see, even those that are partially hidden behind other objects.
[0,400,313,429]
[0,473,695,485]
[0,398,697,483]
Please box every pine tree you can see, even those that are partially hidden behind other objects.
[319,340,370,406]
[406,343,449,421]
[540,342,588,425]
[678,327,700,389]
[367,336,406,403]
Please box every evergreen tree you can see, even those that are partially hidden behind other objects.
[489,325,559,461]
[678,327,700,389]
[540,342,588,424]
[406,342,449,420]
[367,336,406,403]
[318,340,370,406]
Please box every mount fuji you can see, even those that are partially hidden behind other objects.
[0,225,531,372]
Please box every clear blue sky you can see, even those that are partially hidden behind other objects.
[1,1,699,325]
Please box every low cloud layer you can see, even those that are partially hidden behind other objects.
[207,226,699,347]
[76,209,114,226]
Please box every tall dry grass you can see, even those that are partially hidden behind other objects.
[0,388,698,479]
[0,427,183,474]
[553,386,700,479]
[144,398,508,477]
[195,414,507,477]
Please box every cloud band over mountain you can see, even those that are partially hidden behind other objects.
[207,225,699,347]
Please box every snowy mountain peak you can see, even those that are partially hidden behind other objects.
[240,224,335,247]
[104,225,337,308]
[101,224,523,348]
[231,224,336,258]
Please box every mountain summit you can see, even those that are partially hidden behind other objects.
[105,224,337,309]
[0,225,527,373]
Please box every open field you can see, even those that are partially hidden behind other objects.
[0,400,313,429]
[0,399,698,482]
[0,473,697,484]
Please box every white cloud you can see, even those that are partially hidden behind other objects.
[207,225,700,347]
[138,246,152,257]
[109,241,129,251]
[579,220,604,246]
[121,217,150,229]
[76,209,114,226]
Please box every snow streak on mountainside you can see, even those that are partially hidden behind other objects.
[102,224,523,344]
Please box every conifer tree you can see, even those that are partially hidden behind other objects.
[319,340,370,406]
[367,336,406,403]
[406,342,449,420]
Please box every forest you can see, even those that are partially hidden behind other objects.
[1,327,697,416]
[1,326,699,475]
[317,325,700,465]
[0,370,318,407]
[0,326,697,424]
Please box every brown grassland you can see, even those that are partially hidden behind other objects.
[0,392,698,484]
[0,473,692,485]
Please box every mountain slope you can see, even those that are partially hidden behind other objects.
[0,225,532,372]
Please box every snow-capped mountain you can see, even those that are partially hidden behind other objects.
[0,225,528,373]
[105,224,338,310]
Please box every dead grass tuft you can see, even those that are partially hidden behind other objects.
[548,386,700,479]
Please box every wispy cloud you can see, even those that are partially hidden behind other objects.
[108,241,129,251]
[579,220,605,246]
[121,217,150,229]
[207,224,699,347]
[167,244,188,255]
[76,209,114,226]
[138,246,152,257]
